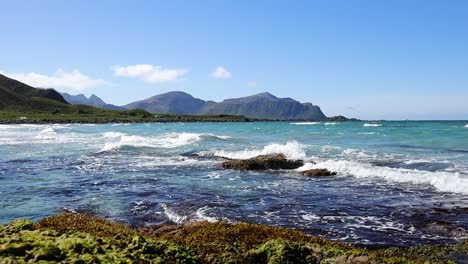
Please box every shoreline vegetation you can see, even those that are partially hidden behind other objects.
[0,111,251,124]
[1,213,466,263]
[0,111,358,124]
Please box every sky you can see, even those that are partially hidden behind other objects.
[1,0,467,120]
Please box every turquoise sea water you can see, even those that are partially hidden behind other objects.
[1,121,468,246]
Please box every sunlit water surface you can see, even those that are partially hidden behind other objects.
[1,121,468,246]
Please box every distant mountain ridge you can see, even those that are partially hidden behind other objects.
[61,93,124,110]
[0,74,68,105]
[124,91,327,120]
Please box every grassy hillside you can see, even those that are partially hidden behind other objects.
[0,74,68,104]
[0,74,251,123]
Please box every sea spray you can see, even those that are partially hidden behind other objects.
[100,132,231,151]
[298,160,468,194]
[204,140,307,160]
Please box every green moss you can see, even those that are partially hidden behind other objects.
[36,213,137,238]
[1,218,199,263]
[1,214,467,263]
[246,239,317,264]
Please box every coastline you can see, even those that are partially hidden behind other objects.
[0,112,360,124]
[1,213,466,263]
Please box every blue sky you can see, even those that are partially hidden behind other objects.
[1,0,467,120]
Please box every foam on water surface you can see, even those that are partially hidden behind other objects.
[298,160,468,194]
[1,121,468,246]
[363,123,382,127]
[290,122,320,125]
[203,140,306,160]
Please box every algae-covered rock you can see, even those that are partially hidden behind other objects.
[2,214,467,263]
[0,218,200,264]
[246,239,318,264]
[222,154,304,170]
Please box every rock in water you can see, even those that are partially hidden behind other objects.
[301,169,337,177]
[222,154,304,170]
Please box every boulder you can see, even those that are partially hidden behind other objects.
[221,154,304,170]
[301,169,336,177]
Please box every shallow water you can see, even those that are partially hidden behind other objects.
[1,121,467,246]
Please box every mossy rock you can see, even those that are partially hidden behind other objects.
[0,218,200,263]
[246,239,318,264]
[2,214,467,263]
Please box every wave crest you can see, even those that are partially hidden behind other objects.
[298,160,468,194]
[363,123,382,127]
[100,132,230,151]
[290,122,320,125]
[203,140,306,160]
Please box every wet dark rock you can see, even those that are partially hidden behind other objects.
[424,220,467,238]
[302,168,337,177]
[221,154,304,170]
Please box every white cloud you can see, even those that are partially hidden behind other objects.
[210,66,231,79]
[247,81,257,88]
[0,69,107,92]
[112,64,188,83]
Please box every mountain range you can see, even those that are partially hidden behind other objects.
[1,73,332,120]
[123,91,326,120]
[61,93,124,110]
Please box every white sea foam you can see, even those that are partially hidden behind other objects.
[100,132,230,151]
[465,124,468,128]
[290,122,320,125]
[161,204,227,224]
[363,123,382,127]
[161,204,188,224]
[35,127,57,140]
[324,122,336,125]
[39,127,55,134]
[205,140,306,160]
[194,206,221,222]
[357,132,378,135]
[297,160,468,194]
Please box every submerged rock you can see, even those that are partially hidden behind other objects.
[301,169,337,177]
[424,220,467,238]
[221,154,304,170]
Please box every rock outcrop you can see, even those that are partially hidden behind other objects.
[221,154,304,170]
[301,169,337,177]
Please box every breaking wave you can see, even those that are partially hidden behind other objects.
[202,140,306,160]
[161,204,227,224]
[298,160,468,194]
[100,132,230,151]
[363,123,382,127]
[290,122,320,125]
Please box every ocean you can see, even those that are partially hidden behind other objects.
[1,121,467,246]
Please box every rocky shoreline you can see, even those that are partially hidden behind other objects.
[1,155,467,263]
[1,213,466,263]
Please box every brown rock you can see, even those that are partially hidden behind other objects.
[221,154,304,170]
[302,168,337,177]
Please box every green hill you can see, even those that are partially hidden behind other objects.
[0,74,250,123]
[0,74,154,122]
